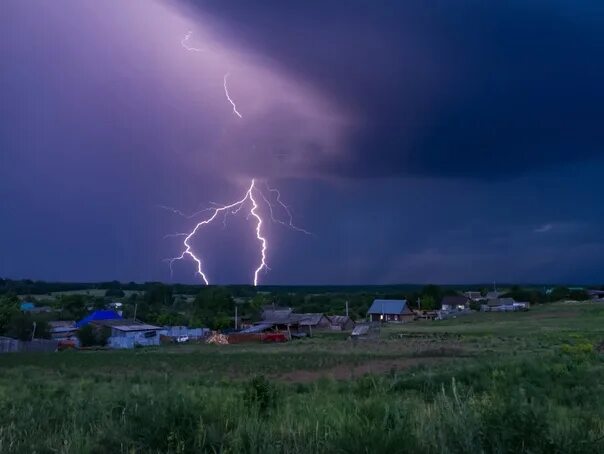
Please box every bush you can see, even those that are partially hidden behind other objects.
[243,375,279,414]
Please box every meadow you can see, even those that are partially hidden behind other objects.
[1,302,603,453]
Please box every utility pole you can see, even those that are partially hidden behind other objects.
[235,304,238,330]
[133,303,138,322]
[31,321,37,341]
[417,297,421,311]
[345,301,349,317]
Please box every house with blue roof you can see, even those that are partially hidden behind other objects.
[367,299,415,323]
[76,310,122,328]
[20,302,35,312]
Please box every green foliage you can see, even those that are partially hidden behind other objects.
[58,294,88,319]
[0,295,20,334]
[420,295,438,310]
[243,375,280,414]
[77,325,97,347]
[4,312,50,341]
[469,300,482,311]
[77,325,110,347]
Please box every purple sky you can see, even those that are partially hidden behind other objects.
[1,0,603,285]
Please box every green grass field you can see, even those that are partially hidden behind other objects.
[1,302,603,453]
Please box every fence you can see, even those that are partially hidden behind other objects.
[0,337,58,353]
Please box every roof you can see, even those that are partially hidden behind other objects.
[487,298,516,307]
[485,291,504,299]
[92,319,161,331]
[50,326,79,334]
[77,310,122,328]
[111,324,162,332]
[441,295,469,307]
[367,299,408,315]
[464,291,483,299]
[293,313,328,326]
[351,324,370,336]
[240,323,273,333]
[328,315,352,325]
[261,307,293,323]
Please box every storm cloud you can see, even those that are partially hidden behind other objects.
[190,0,604,179]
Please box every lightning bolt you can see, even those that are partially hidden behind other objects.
[181,30,203,52]
[168,33,307,285]
[167,179,267,285]
[165,179,310,286]
[262,183,312,235]
[223,72,243,118]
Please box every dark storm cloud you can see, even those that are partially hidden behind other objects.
[190,0,604,178]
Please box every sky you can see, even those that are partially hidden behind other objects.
[1,0,603,285]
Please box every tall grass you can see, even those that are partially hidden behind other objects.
[1,352,602,453]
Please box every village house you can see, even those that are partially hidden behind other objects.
[294,313,331,335]
[90,319,163,348]
[440,295,470,311]
[367,299,415,323]
[255,307,332,336]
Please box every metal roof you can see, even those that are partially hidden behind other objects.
[487,298,516,307]
[240,323,273,333]
[261,308,293,323]
[110,324,162,332]
[352,324,369,336]
[293,313,327,326]
[328,315,352,325]
[367,299,408,315]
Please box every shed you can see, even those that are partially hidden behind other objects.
[328,315,355,331]
[294,313,331,334]
[92,319,162,347]
[367,299,414,323]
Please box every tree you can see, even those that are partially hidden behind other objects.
[419,295,438,311]
[58,295,87,319]
[568,289,590,301]
[5,313,50,341]
[77,325,110,347]
[0,295,20,335]
[77,325,96,347]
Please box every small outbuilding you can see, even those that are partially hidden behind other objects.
[91,319,162,348]
[328,315,355,331]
